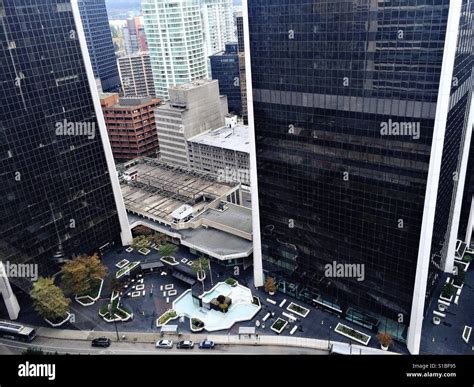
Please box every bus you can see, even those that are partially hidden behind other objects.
[0,320,37,342]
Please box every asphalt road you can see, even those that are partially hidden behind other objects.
[0,337,328,355]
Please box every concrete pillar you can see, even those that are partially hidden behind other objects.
[0,262,20,320]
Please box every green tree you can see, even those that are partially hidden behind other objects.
[158,243,177,258]
[110,277,123,295]
[131,235,149,249]
[191,256,210,274]
[61,254,108,296]
[30,278,70,321]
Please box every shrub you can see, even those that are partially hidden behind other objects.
[377,332,393,347]
[264,277,277,294]
[442,283,454,298]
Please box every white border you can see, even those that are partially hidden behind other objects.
[242,0,263,287]
[71,0,133,246]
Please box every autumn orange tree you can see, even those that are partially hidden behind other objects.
[60,254,108,296]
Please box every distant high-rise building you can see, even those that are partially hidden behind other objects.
[235,10,244,53]
[78,0,120,92]
[142,0,208,100]
[239,53,247,124]
[122,16,148,55]
[201,0,235,63]
[210,43,242,116]
[100,94,161,161]
[155,80,228,166]
[118,53,156,97]
[0,0,132,317]
[246,0,473,355]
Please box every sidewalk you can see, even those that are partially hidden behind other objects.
[35,326,396,354]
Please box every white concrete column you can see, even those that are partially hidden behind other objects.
[243,0,263,287]
[465,194,474,245]
[71,0,133,246]
[0,262,20,320]
[407,0,462,355]
[443,95,474,273]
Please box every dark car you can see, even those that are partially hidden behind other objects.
[176,340,194,349]
[91,337,111,348]
[199,340,215,349]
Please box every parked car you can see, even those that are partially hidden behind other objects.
[199,340,215,349]
[176,340,194,349]
[91,337,111,348]
[156,339,173,349]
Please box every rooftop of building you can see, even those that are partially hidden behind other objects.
[120,158,239,224]
[188,124,250,153]
[100,94,160,109]
[169,79,217,91]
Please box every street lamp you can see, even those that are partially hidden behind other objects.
[328,325,332,350]
[108,303,120,341]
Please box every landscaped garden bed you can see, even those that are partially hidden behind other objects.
[210,295,232,313]
[75,279,104,306]
[190,317,205,332]
[287,302,310,318]
[99,295,133,322]
[160,256,179,266]
[270,318,288,334]
[45,313,72,328]
[116,261,140,279]
[462,326,472,343]
[138,248,151,256]
[440,282,454,302]
[156,309,178,327]
[334,323,371,346]
[116,259,130,269]
[225,277,238,286]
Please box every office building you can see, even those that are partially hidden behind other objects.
[188,117,250,185]
[0,0,132,318]
[235,10,244,53]
[155,80,228,166]
[122,16,148,55]
[246,0,473,354]
[100,94,161,161]
[201,0,236,62]
[142,0,208,100]
[78,0,121,92]
[118,53,156,97]
[210,43,242,116]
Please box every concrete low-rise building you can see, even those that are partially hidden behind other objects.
[121,158,253,267]
[155,80,228,167]
[187,117,250,185]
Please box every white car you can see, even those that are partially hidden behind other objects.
[155,339,173,349]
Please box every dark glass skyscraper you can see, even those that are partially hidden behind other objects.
[246,0,473,354]
[210,43,243,116]
[0,0,131,317]
[78,0,120,92]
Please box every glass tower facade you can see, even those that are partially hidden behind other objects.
[210,43,243,116]
[78,0,120,92]
[0,0,130,293]
[247,0,473,352]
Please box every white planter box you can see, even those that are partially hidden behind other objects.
[287,302,310,318]
[334,323,371,346]
[45,312,72,327]
[462,326,472,343]
[270,318,288,334]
